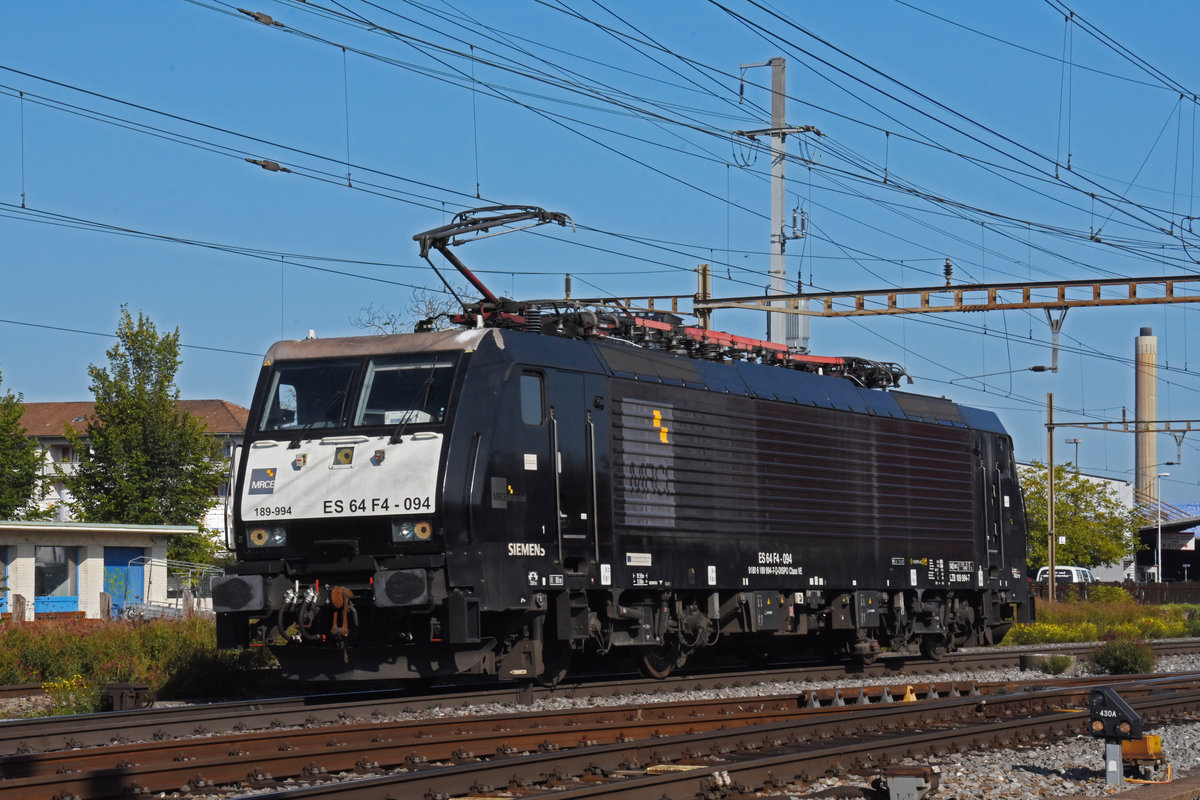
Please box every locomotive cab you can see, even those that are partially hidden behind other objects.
[213,332,483,677]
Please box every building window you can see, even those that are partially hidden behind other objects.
[55,445,74,463]
[35,546,77,597]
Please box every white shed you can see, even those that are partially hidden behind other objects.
[0,521,194,620]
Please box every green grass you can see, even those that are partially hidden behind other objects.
[1007,600,1200,644]
[0,617,275,715]
[1039,653,1075,675]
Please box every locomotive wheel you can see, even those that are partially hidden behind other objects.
[920,635,947,661]
[638,641,681,679]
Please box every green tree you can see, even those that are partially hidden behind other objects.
[1019,460,1140,571]
[169,528,227,566]
[0,370,47,519]
[64,308,227,561]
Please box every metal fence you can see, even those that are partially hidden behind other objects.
[128,557,224,615]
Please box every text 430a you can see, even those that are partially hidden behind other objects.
[323,496,432,514]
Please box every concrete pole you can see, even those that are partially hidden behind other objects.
[1157,475,1163,583]
[1135,327,1157,501]
[1047,392,1056,603]
[767,57,788,347]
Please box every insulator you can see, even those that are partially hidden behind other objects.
[523,306,542,333]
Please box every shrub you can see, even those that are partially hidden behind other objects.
[1006,621,1098,644]
[0,617,276,715]
[1136,617,1186,640]
[1160,604,1200,636]
[1087,585,1135,604]
[41,674,102,716]
[1104,622,1141,641]
[1037,599,1145,627]
[1092,638,1155,674]
[1039,654,1075,675]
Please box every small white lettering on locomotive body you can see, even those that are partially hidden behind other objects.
[507,542,547,557]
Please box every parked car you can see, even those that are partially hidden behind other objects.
[1035,566,1098,584]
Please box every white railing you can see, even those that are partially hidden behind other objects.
[128,556,224,615]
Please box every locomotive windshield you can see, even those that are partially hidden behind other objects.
[260,359,357,431]
[257,354,458,433]
[353,354,456,426]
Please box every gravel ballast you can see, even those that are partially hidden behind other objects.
[364,650,1200,799]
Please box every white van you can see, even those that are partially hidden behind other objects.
[1035,566,1097,584]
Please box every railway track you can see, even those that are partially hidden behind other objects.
[250,683,1200,800]
[0,640,1192,798]
[0,639,1195,756]
[3,672,1198,799]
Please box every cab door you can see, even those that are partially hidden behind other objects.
[545,370,597,573]
[505,368,596,575]
[989,434,1022,580]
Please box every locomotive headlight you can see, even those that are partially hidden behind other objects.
[247,525,287,548]
[392,520,416,542]
[391,520,434,543]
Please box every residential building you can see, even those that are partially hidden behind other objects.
[19,400,248,531]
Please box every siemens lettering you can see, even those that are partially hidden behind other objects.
[508,542,547,557]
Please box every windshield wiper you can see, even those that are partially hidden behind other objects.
[389,371,436,444]
[288,421,317,450]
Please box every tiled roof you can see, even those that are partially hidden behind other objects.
[19,400,249,438]
[19,402,95,436]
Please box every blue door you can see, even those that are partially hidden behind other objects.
[104,547,146,616]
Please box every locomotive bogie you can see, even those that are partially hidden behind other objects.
[214,327,1031,681]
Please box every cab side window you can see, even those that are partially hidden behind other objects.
[520,372,544,425]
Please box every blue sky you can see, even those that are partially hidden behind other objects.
[1,1,1198,506]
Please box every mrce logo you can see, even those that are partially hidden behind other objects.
[248,468,277,495]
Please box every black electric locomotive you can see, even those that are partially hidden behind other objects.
[213,207,1033,682]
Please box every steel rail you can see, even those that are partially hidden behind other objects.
[186,678,1200,799]
[0,639,1194,756]
[4,673,1199,799]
